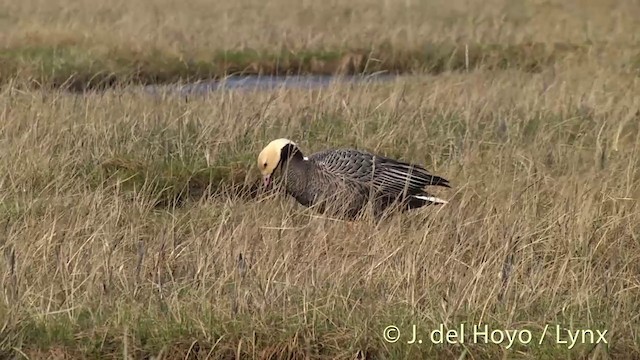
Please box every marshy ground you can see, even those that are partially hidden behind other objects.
[1,0,639,359]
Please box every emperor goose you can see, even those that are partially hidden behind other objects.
[257,138,450,220]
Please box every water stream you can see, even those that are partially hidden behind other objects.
[144,73,398,95]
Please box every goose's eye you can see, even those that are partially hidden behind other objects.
[263,162,268,168]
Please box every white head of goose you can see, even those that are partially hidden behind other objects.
[257,138,451,220]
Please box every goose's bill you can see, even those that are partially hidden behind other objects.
[263,175,272,188]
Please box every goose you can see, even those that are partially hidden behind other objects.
[257,138,450,220]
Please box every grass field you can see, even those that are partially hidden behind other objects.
[1,0,640,359]
[1,0,640,88]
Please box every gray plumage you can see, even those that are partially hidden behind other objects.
[258,139,450,220]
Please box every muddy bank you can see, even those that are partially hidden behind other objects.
[0,42,594,91]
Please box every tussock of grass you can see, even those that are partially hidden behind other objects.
[96,154,258,208]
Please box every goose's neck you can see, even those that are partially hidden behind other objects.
[284,156,311,193]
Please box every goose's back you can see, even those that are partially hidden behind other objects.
[300,149,373,217]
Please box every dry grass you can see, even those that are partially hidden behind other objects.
[0,63,639,359]
[1,0,640,358]
[2,0,640,48]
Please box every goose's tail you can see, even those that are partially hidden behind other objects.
[411,194,449,205]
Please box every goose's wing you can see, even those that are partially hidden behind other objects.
[309,148,450,196]
[308,149,376,183]
[371,154,450,195]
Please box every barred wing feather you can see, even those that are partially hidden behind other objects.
[308,149,449,197]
